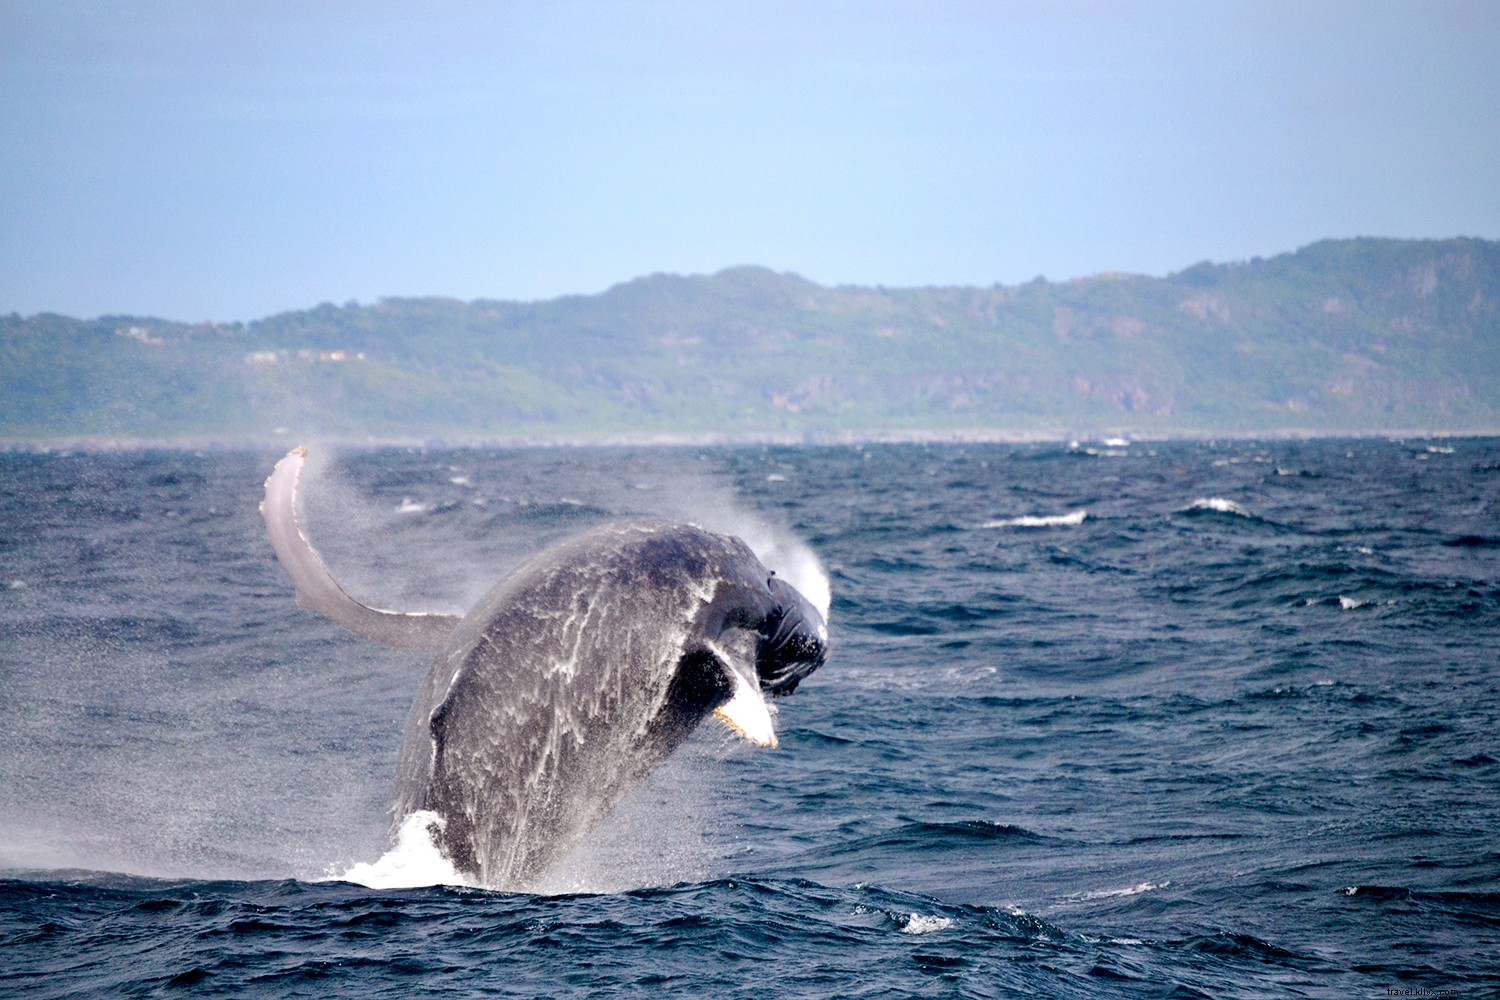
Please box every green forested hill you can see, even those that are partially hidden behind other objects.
[4,237,1498,445]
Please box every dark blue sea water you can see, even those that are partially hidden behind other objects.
[2,438,1498,998]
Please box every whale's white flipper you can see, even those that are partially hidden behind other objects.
[261,447,461,649]
[713,663,779,748]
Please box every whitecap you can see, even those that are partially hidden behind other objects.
[1083,934,1146,946]
[336,811,474,889]
[901,913,954,935]
[1183,497,1252,517]
[982,510,1087,529]
[396,497,427,514]
[1339,596,1366,610]
[1070,880,1170,901]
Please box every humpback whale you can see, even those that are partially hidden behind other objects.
[261,448,828,889]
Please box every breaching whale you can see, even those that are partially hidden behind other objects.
[261,447,828,889]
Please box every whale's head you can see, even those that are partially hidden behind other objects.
[755,576,828,696]
[664,531,832,749]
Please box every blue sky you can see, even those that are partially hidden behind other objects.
[3,0,1497,321]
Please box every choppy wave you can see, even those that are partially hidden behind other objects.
[7,866,1436,998]
[1066,880,1172,902]
[898,912,954,934]
[1443,534,1500,548]
[3,440,1499,998]
[0,870,1330,998]
[981,510,1088,529]
[1180,497,1254,517]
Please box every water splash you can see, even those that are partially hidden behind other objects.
[648,477,831,623]
[337,811,472,890]
[901,913,955,934]
[732,519,832,623]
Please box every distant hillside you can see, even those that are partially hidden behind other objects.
[4,237,1498,446]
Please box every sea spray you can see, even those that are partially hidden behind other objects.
[338,811,472,890]
[1182,497,1254,517]
[646,466,832,623]
[3,440,1497,996]
[981,510,1088,529]
[729,518,832,623]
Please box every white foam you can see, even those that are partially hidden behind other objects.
[1339,596,1366,610]
[982,510,1087,529]
[1073,879,1170,901]
[336,811,474,889]
[901,913,954,934]
[1092,881,1170,899]
[1184,497,1252,517]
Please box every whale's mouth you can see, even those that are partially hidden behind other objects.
[756,578,828,696]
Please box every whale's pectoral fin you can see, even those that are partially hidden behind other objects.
[715,661,779,748]
[260,446,461,650]
[700,631,778,749]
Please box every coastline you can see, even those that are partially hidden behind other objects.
[3,425,1495,453]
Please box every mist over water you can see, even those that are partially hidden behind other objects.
[333,726,763,894]
[2,439,1498,997]
[296,445,831,625]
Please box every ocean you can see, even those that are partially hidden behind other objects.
[1,438,1497,998]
